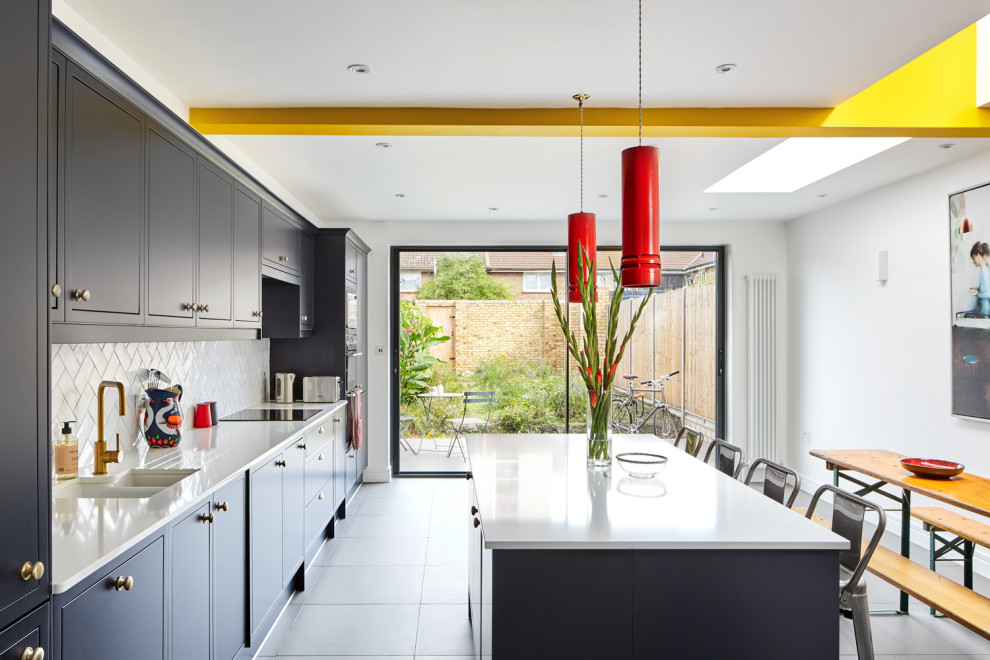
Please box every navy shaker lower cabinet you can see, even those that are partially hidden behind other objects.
[250,455,283,642]
[282,447,306,583]
[213,476,248,660]
[0,604,49,660]
[170,504,212,660]
[59,537,165,660]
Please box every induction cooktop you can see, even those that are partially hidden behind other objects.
[220,408,322,422]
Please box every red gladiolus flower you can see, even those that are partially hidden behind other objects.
[590,391,597,408]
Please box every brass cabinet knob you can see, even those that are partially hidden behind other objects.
[183,302,195,311]
[318,453,324,461]
[318,492,325,500]
[197,303,209,313]
[21,646,44,660]
[349,269,356,274]
[466,473,473,480]
[201,512,214,523]
[471,506,479,515]
[216,501,228,512]
[20,561,44,581]
[252,310,262,318]
[72,289,90,302]
[51,284,62,298]
[115,575,134,591]
[318,426,325,434]
[275,459,286,468]
[473,518,481,528]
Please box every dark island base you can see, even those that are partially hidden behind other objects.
[491,548,838,660]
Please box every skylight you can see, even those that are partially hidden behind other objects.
[704,137,910,193]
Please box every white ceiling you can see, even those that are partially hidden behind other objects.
[61,0,990,224]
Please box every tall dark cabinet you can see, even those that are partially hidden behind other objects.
[0,0,50,652]
[270,230,369,495]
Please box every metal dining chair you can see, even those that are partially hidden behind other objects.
[702,438,743,478]
[805,485,886,660]
[446,391,495,459]
[673,426,704,457]
[743,458,801,508]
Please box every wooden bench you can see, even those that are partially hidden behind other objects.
[802,509,990,641]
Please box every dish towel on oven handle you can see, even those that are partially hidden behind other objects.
[349,389,363,450]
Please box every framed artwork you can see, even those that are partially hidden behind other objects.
[950,182,990,420]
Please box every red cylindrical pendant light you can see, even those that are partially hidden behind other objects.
[567,212,597,303]
[621,145,662,288]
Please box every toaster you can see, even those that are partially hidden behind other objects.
[303,376,341,403]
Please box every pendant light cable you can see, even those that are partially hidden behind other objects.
[638,0,642,146]
[573,93,590,212]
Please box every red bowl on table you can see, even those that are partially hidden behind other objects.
[900,458,965,479]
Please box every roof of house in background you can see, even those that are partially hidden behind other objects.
[399,250,715,272]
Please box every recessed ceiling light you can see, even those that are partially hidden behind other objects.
[598,194,609,199]
[347,64,372,74]
[708,207,718,211]
[817,193,828,198]
[375,142,392,149]
[489,207,499,211]
[715,63,737,74]
[395,194,405,198]
[938,143,956,150]
[704,137,910,193]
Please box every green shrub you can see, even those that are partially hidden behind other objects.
[399,301,450,404]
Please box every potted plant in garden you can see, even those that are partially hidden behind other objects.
[551,248,652,468]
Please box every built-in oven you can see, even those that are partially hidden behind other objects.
[344,288,361,391]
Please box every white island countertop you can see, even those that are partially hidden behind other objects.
[52,401,346,594]
[466,434,847,551]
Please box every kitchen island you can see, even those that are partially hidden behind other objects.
[466,434,847,660]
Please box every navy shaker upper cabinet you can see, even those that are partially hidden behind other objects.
[146,122,197,325]
[0,0,49,631]
[63,62,145,324]
[196,161,234,326]
[299,231,315,332]
[262,203,301,279]
[233,186,262,327]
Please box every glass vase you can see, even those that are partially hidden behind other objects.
[586,389,612,469]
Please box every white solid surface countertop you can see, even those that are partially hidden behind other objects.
[466,434,848,551]
[51,401,347,594]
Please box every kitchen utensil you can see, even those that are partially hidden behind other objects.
[144,385,183,448]
[900,458,965,479]
[302,376,340,403]
[194,403,213,428]
[274,373,296,403]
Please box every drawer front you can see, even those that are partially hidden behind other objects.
[305,447,333,505]
[304,485,335,549]
[304,420,333,458]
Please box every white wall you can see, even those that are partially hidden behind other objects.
[330,218,788,481]
[787,148,990,568]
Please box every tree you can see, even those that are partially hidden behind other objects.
[417,254,513,300]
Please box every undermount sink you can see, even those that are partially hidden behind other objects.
[56,468,200,499]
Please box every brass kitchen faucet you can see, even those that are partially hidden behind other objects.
[93,380,126,476]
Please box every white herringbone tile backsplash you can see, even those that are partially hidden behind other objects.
[51,340,269,472]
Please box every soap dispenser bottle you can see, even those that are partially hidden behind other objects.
[55,420,79,480]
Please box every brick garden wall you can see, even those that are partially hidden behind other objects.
[414,299,608,375]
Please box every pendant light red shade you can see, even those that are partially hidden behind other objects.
[962,217,974,233]
[567,212,597,302]
[621,145,662,288]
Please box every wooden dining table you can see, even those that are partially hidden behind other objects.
[810,448,990,613]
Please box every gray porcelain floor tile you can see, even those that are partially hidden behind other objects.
[325,537,429,566]
[429,514,469,538]
[336,514,431,538]
[432,478,471,499]
[278,604,420,656]
[425,536,468,566]
[415,604,475,656]
[431,496,469,516]
[361,479,436,498]
[353,496,434,516]
[421,565,468,604]
[277,657,413,660]
[309,565,425,604]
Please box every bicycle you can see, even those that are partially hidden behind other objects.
[610,370,681,439]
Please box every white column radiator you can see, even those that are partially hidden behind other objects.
[746,274,778,462]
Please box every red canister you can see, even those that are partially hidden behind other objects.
[194,403,213,428]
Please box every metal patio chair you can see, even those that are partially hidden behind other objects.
[805,484,886,660]
[673,426,704,457]
[702,438,744,479]
[445,391,495,460]
[744,458,802,508]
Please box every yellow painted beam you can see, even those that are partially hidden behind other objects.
[190,24,990,139]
